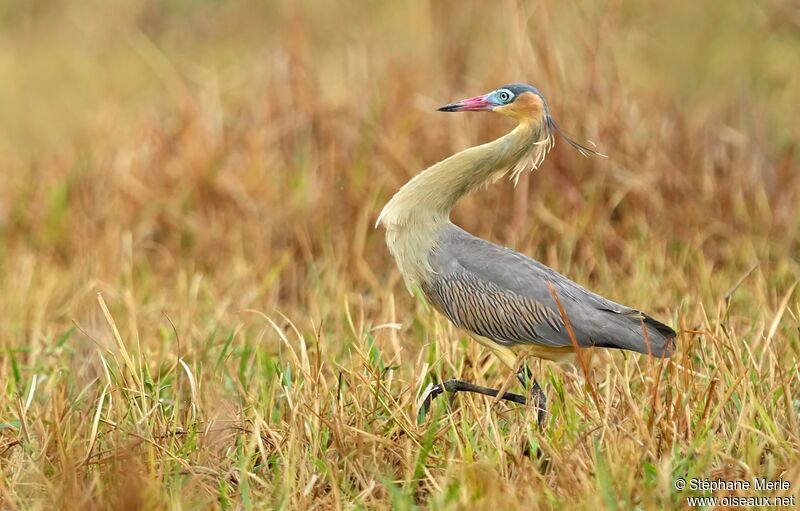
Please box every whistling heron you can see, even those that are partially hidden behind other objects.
[376,84,675,423]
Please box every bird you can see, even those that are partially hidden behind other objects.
[376,83,676,424]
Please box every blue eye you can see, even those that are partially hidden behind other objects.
[496,89,513,103]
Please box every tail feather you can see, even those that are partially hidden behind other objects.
[590,308,677,357]
[639,314,677,357]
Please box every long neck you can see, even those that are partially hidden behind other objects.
[378,118,549,288]
[378,119,547,229]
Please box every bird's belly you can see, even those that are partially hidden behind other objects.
[472,335,580,368]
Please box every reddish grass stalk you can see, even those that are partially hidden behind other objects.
[699,378,719,427]
[646,349,669,434]
[547,281,602,415]
[640,318,653,358]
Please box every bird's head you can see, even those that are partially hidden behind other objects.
[437,83,604,157]
[438,83,546,121]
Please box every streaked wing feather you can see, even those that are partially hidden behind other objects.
[423,272,566,347]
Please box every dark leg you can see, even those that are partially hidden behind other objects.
[418,379,527,419]
[517,364,547,426]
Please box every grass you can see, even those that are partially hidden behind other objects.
[1,0,799,509]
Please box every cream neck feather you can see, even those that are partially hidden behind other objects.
[377,119,552,289]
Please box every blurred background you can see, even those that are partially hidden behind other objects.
[1,0,799,507]
[1,0,798,318]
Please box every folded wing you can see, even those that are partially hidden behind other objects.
[424,224,676,357]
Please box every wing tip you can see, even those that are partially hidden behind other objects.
[642,315,677,357]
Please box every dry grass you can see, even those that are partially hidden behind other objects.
[1,0,799,509]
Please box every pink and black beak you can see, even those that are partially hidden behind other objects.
[437,93,494,112]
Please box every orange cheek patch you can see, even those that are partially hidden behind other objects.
[509,91,545,119]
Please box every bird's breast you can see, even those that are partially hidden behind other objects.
[384,221,446,291]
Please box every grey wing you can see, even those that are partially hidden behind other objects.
[426,224,676,356]
[423,270,568,347]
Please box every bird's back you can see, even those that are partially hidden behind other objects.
[422,223,676,357]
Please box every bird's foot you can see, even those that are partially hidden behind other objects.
[517,366,548,427]
[417,379,527,421]
[417,379,460,420]
[530,379,547,426]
